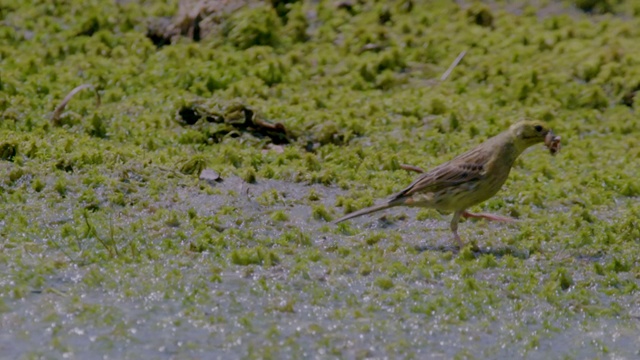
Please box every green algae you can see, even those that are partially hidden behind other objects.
[1,0,640,358]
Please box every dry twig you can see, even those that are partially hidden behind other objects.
[400,163,425,173]
[51,84,101,125]
[440,50,467,81]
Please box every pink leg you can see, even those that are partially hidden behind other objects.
[462,211,516,223]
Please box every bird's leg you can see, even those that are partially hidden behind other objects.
[462,210,516,223]
[450,210,464,248]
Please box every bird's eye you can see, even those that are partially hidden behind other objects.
[534,125,543,132]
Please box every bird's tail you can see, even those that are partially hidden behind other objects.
[332,201,401,224]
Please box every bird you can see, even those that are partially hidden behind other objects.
[333,120,560,248]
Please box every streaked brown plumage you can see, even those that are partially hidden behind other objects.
[333,120,560,248]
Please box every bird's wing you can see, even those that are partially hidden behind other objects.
[390,147,490,200]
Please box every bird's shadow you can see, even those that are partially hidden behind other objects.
[414,243,531,259]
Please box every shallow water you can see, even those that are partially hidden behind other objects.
[2,176,639,359]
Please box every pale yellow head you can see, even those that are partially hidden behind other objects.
[509,120,552,153]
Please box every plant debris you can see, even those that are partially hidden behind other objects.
[177,100,292,144]
[51,84,101,126]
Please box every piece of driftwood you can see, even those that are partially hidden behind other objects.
[177,101,291,144]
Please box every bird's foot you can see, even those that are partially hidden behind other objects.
[462,211,516,223]
[453,231,464,249]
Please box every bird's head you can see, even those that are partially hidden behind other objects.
[510,120,552,152]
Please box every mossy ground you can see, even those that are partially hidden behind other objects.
[1,0,640,358]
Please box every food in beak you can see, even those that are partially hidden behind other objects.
[544,130,561,156]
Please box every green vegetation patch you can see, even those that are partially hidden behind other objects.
[1,0,640,358]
